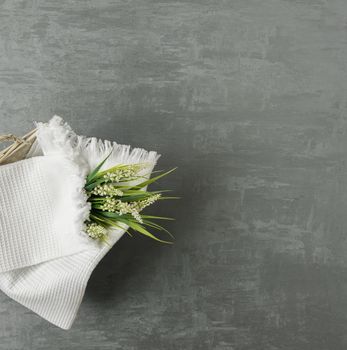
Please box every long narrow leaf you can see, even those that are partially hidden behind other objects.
[141,215,175,220]
[86,153,112,185]
[130,168,177,190]
[126,220,172,244]
[142,219,174,239]
[85,178,107,192]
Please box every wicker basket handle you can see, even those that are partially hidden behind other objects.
[0,134,26,145]
[0,129,36,165]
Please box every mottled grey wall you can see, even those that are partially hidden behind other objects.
[1,0,347,349]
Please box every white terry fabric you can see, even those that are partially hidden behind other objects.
[0,116,160,329]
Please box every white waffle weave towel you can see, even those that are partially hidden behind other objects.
[0,116,160,329]
[0,155,89,273]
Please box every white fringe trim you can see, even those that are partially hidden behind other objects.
[35,116,161,243]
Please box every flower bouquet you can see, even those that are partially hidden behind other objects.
[0,116,176,329]
[85,160,176,243]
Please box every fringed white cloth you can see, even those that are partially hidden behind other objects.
[0,116,160,329]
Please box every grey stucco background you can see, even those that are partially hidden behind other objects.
[0,0,347,349]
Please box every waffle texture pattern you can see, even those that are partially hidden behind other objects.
[0,117,159,329]
[0,155,88,273]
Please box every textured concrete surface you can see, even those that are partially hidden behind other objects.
[1,0,347,349]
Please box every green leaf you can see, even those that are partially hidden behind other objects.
[142,219,174,239]
[158,196,180,200]
[126,220,172,244]
[120,194,153,202]
[90,214,110,226]
[94,210,122,219]
[141,215,174,220]
[85,178,107,191]
[130,168,177,190]
[93,210,172,243]
[86,153,112,185]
